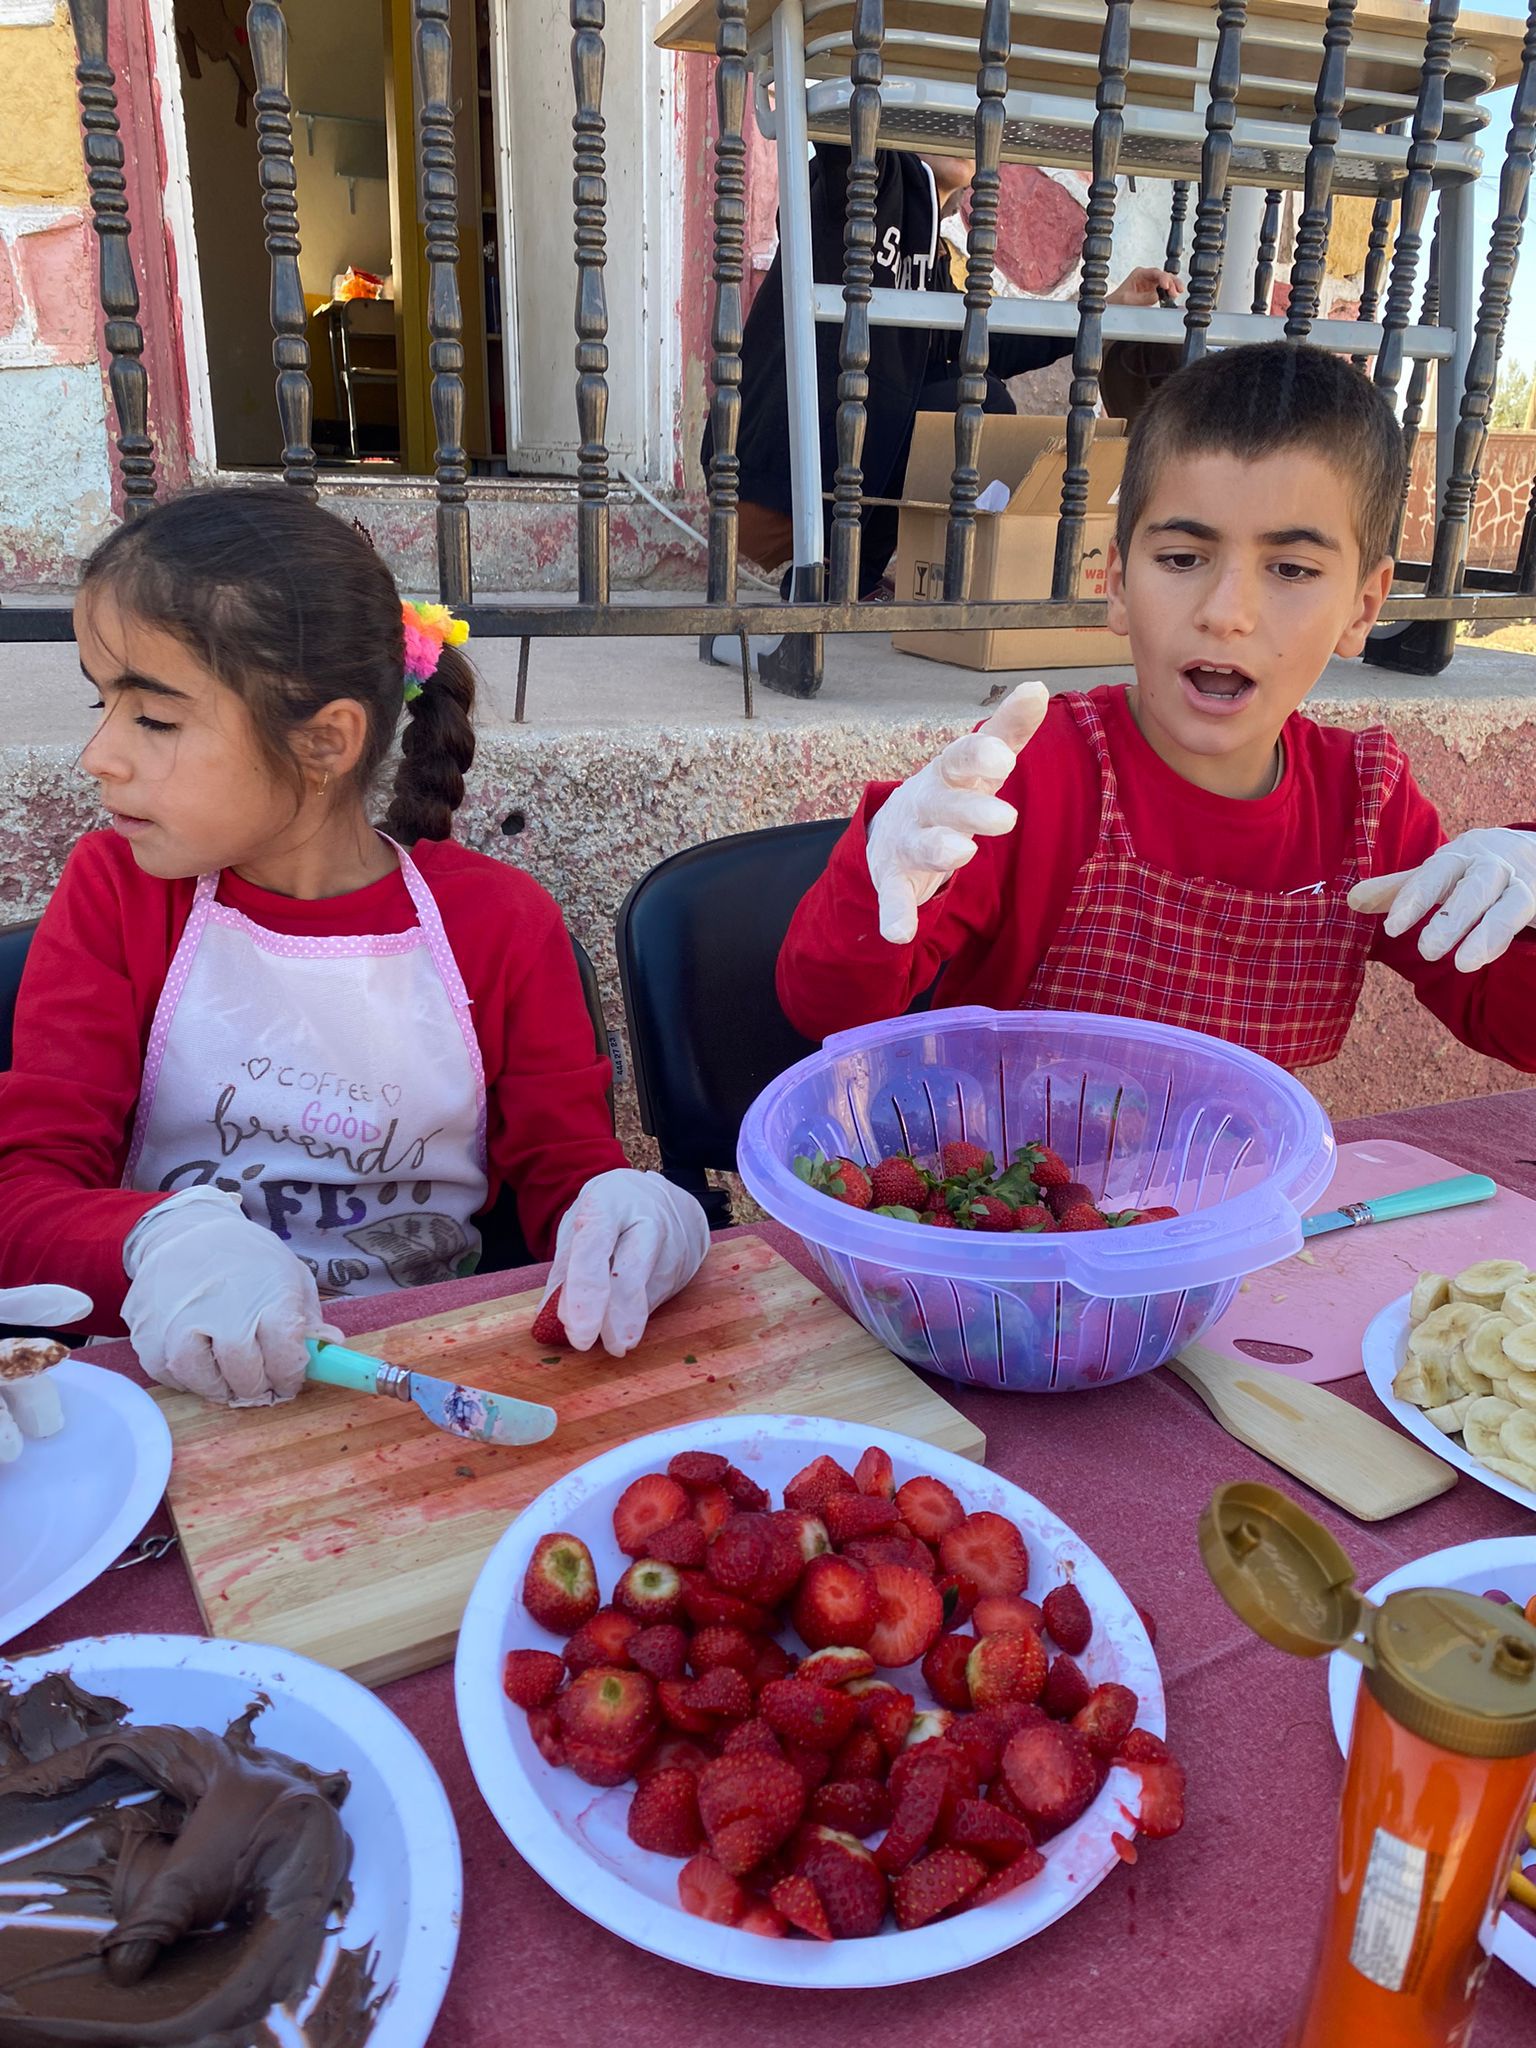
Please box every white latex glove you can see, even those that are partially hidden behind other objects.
[866,681,1050,944]
[1348,827,1536,973]
[541,1169,710,1358]
[122,1186,338,1407]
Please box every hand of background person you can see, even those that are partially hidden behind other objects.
[865,681,1050,946]
[1349,827,1536,973]
[1106,268,1182,307]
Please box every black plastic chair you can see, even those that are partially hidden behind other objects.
[0,915,608,1278]
[617,819,849,1226]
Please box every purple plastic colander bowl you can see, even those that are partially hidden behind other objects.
[736,1006,1335,1393]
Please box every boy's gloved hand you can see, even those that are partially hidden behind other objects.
[540,1169,710,1358]
[1349,827,1536,973]
[866,680,1050,944]
[123,1186,339,1407]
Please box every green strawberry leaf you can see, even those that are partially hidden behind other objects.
[792,1152,822,1186]
[873,1204,923,1222]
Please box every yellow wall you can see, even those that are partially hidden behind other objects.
[0,8,87,207]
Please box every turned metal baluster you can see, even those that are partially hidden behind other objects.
[1181,0,1246,364]
[1250,188,1282,313]
[1397,225,1439,496]
[1426,0,1536,598]
[1284,0,1357,338]
[66,0,155,513]
[1050,0,1129,597]
[827,0,882,604]
[1164,180,1191,278]
[571,0,609,606]
[944,0,1008,605]
[247,3,315,490]
[1375,0,1459,400]
[1353,168,1399,365]
[706,0,750,606]
[417,0,471,604]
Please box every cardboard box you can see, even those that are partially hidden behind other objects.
[890,413,1129,672]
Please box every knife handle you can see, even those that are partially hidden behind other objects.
[306,1339,383,1396]
[1358,1174,1496,1225]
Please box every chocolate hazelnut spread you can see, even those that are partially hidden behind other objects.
[0,1673,383,2046]
[0,1342,67,1383]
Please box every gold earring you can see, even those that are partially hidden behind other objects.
[315,771,331,798]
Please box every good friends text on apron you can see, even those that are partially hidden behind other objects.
[124,840,488,1296]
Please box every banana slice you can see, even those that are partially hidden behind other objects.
[1503,1325,1536,1373]
[1449,1350,1494,1399]
[1479,1455,1536,1494]
[1468,1314,1517,1381]
[1506,1368,1536,1412]
[1502,1408,1536,1469]
[1394,1354,1451,1408]
[1409,1302,1494,1367]
[1409,1272,1452,1325]
[1501,1281,1536,1328]
[1423,1394,1477,1434]
[1464,1397,1519,1463]
[1452,1258,1530,1307]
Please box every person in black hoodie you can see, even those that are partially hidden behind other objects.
[705,146,1178,598]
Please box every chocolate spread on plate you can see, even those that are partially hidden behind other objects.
[0,1673,385,2046]
[0,1342,67,1383]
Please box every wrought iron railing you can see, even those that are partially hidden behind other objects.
[4,0,1535,713]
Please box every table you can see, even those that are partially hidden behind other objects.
[10,1088,1536,2046]
[656,0,1528,600]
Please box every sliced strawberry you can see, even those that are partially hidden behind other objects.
[684,1667,754,1720]
[1133,1602,1159,1644]
[799,1828,889,1938]
[875,1744,952,1873]
[682,1577,775,1635]
[783,1454,859,1515]
[936,1571,979,1629]
[773,1509,832,1566]
[613,1473,691,1558]
[563,1728,656,1788]
[563,1607,639,1676]
[892,1847,988,1929]
[722,1463,771,1511]
[644,1734,716,1777]
[853,1445,896,1500]
[742,1515,805,1608]
[614,1557,685,1625]
[531,1289,569,1348]
[760,1677,860,1753]
[810,1776,893,1837]
[696,1754,807,1873]
[556,1664,656,1751]
[966,1843,1047,1908]
[678,1850,753,1926]
[628,1623,690,1683]
[797,1646,876,1687]
[659,1677,719,1736]
[953,1701,1049,1783]
[1073,1681,1138,1758]
[966,1630,1047,1710]
[780,1740,834,1796]
[707,1516,772,1596]
[894,1474,965,1545]
[1118,1727,1173,1765]
[943,1797,1036,1865]
[691,1483,734,1539]
[721,1715,784,1759]
[1041,1581,1093,1655]
[824,1493,900,1546]
[770,1871,833,1940]
[867,1562,945,1669]
[921,1632,977,1712]
[864,1688,916,1759]
[790,1553,879,1651]
[521,1531,600,1636]
[689,1624,759,1677]
[502,1648,565,1709]
[830,1727,886,1781]
[1132,1757,1188,1838]
[844,1532,936,1579]
[667,1450,730,1489]
[526,1703,564,1768]
[647,1516,708,1569]
[938,1513,1029,1600]
[1042,1653,1094,1721]
[973,1594,1046,1638]
[627,1765,703,1856]
[1000,1722,1098,1832]
[747,1637,795,1693]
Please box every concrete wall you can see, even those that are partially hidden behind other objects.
[0,1,112,584]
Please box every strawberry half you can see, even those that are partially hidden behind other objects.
[824,1493,899,1546]
[1073,1681,1138,1758]
[938,1513,1030,1600]
[965,1630,1047,1710]
[522,1531,600,1636]
[1042,1581,1093,1655]
[783,1455,859,1515]
[613,1473,692,1557]
[614,1558,685,1625]
[853,1445,895,1500]
[894,1474,965,1545]
[502,1648,565,1709]
[759,1677,860,1753]
[627,1764,704,1856]
[531,1287,569,1348]
[892,1847,988,1929]
[798,1828,889,1938]
[770,1872,833,1940]
[790,1554,879,1650]
[867,1563,944,1668]
[921,1632,977,1712]
[1042,1652,1094,1721]
[1000,1721,1098,1833]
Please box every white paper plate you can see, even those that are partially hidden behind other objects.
[0,1633,462,2046]
[0,1361,173,1646]
[1325,1539,1536,1989]
[455,1413,1164,1989]
[1361,1295,1536,1515]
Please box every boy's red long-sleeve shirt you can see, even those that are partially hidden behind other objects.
[0,831,626,1331]
[777,684,1536,1067]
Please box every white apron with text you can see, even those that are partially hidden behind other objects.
[124,840,488,1297]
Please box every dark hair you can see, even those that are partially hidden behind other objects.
[1115,341,1406,574]
[78,485,475,843]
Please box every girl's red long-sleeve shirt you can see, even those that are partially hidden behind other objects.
[0,831,626,1332]
[777,684,1536,1067]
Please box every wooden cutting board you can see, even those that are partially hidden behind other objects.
[153,1239,985,1688]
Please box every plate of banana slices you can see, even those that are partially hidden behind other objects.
[1362,1258,1536,1512]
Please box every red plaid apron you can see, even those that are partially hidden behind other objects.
[1023,693,1406,1068]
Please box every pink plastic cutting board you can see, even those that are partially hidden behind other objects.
[1200,1139,1536,1384]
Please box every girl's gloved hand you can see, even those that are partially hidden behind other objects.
[865,681,1050,944]
[1349,827,1536,973]
[540,1169,710,1358]
[122,1186,339,1407]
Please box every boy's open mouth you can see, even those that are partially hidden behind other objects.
[1180,662,1256,705]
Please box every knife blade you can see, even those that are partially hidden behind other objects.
[1302,1172,1496,1240]
[305,1339,557,1447]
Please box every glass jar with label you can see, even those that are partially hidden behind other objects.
[1200,1481,1536,2048]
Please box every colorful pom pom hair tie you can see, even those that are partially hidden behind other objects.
[401,600,470,701]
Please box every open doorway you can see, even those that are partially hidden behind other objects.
[174,0,508,473]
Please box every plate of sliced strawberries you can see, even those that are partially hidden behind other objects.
[454,1415,1182,1987]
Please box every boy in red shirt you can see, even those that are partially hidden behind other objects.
[777,341,1536,1072]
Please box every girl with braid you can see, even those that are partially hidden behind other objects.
[0,489,706,1404]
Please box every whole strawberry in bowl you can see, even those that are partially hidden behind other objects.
[455,1415,1173,1990]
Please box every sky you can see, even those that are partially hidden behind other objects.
[1469,0,1532,376]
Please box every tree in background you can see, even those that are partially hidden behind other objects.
[1490,357,1534,430]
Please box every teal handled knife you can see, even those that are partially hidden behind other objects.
[305,1339,557,1447]
[1302,1172,1497,1240]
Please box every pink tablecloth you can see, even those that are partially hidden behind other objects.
[10,1090,1536,2047]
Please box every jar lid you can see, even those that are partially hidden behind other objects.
[1199,1482,1536,1758]
[1197,1481,1364,1657]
